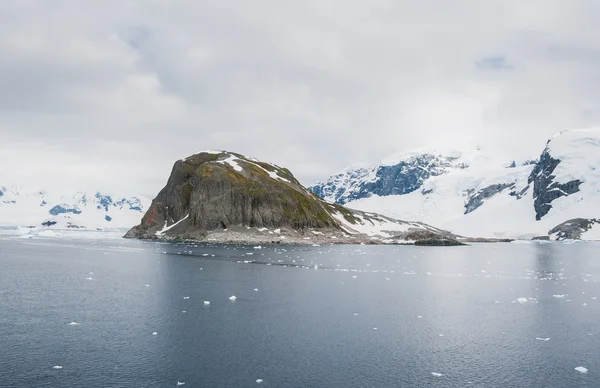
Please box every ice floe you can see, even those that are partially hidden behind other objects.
[229,295,237,301]
[575,366,588,373]
[431,372,443,377]
[204,301,210,305]
[52,366,63,370]
[536,337,550,341]
[68,322,80,326]
[256,379,264,383]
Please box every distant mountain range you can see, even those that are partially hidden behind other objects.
[0,187,150,230]
[310,128,600,240]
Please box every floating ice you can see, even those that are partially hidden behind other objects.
[152,332,158,335]
[431,372,443,377]
[417,316,422,319]
[373,327,378,330]
[229,295,237,301]
[182,311,187,313]
[69,322,80,326]
[256,379,264,383]
[352,276,357,279]
[553,295,566,298]
[253,246,262,249]
[86,277,93,280]
[536,337,550,341]
[353,313,358,316]
[204,301,210,305]
[145,284,150,287]
[183,297,190,300]
[516,297,528,304]
[253,289,259,292]
[575,366,588,373]
[177,381,186,386]
[52,366,63,370]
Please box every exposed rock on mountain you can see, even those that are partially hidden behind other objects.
[125,151,463,245]
[548,218,599,240]
[309,152,468,204]
[0,186,149,229]
[528,142,582,220]
[312,128,600,240]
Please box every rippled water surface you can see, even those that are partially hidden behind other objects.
[1,236,600,387]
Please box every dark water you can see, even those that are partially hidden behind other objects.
[1,237,600,387]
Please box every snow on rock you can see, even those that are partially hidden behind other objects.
[155,215,190,236]
[0,187,149,230]
[312,128,600,240]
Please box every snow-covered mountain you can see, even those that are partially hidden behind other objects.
[310,128,600,240]
[0,187,150,230]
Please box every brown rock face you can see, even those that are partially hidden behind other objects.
[125,151,340,240]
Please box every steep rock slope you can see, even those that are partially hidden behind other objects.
[125,151,462,244]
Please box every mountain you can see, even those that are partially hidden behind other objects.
[309,150,470,204]
[125,151,465,245]
[0,187,150,230]
[310,128,600,240]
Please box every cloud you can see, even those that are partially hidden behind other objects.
[1,1,600,196]
[477,56,512,70]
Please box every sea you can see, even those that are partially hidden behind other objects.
[1,233,600,387]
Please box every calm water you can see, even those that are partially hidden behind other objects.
[1,236,600,387]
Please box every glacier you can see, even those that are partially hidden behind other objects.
[310,128,600,240]
[0,187,150,230]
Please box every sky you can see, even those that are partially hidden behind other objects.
[2,1,600,197]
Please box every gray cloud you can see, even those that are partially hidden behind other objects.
[1,1,600,196]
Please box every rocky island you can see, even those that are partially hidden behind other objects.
[125,151,466,245]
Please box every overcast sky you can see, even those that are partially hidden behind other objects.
[2,1,600,197]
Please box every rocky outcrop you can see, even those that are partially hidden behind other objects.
[125,151,467,245]
[309,152,467,204]
[464,183,515,214]
[548,218,599,240]
[125,152,339,240]
[528,145,582,220]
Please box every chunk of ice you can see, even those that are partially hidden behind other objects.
[68,322,80,326]
[152,332,158,335]
[204,301,210,305]
[256,379,264,383]
[575,366,588,373]
[431,372,443,377]
[177,381,186,386]
[52,366,63,370]
[553,295,565,298]
[229,295,237,301]
[516,297,528,303]
[536,337,550,341]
